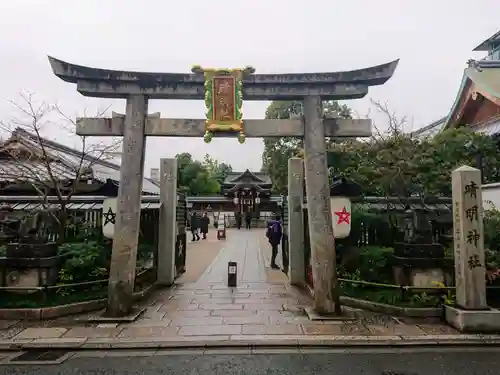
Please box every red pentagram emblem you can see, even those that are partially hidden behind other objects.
[335,207,350,224]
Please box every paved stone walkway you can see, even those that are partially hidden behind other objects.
[176,231,225,284]
[257,231,288,284]
[197,229,267,284]
[0,229,471,348]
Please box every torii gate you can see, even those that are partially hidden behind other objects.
[48,57,398,317]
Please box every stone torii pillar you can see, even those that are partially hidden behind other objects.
[287,157,305,286]
[107,95,148,316]
[303,96,339,313]
[47,56,398,316]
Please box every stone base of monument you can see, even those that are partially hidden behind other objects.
[445,304,500,333]
[304,306,357,321]
[77,307,146,323]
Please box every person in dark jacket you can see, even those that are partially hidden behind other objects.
[245,212,252,230]
[266,215,283,269]
[235,211,242,230]
[200,212,210,239]
[190,212,200,242]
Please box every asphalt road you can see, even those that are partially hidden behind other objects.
[1,347,500,375]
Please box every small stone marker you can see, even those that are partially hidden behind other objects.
[445,165,500,333]
[228,261,237,287]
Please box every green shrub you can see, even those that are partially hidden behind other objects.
[58,241,112,284]
[338,245,394,284]
[484,206,500,274]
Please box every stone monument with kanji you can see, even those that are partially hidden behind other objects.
[445,165,500,332]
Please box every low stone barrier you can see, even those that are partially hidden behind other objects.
[0,284,157,320]
[340,296,442,318]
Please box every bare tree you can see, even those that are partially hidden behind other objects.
[0,91,120,242]
[370,99,409,138]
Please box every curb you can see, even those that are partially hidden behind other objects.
[339,296,442,318]
[3,335,500,351]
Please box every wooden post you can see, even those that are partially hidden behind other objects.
[287,157,305,286]
[302,96,340,315]
[451,165,486,310]
[157,158,178,286]
[106,94,148,317]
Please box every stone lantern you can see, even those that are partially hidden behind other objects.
[403,208,415,242]
[393,202,450,288]
[0,212,61,294]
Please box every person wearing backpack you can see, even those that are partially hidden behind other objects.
[266,215,283,270]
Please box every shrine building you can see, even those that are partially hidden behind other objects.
[186,169,281,220]
[412,30,500,139]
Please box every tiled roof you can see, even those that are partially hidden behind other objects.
[410,117,447,139]
[471,115,500,136]
[223,170,271,185]
[0,128,159,194]
[443,65,500,130]
[473,30,500,52]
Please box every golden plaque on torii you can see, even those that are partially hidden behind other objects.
[191,65,254,144]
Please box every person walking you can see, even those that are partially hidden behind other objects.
[200,212,210,240]
[235,211,242,230]
[266,215,283,269]
[245,211,252,230]
[190,212,200,242]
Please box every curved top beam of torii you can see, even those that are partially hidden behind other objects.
[47,56,399,100]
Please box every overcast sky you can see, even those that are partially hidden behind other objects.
[0,0,498,174]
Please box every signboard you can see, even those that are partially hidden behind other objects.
[330,197,351,239]
[102,197,117,238]
[199,66,245,143]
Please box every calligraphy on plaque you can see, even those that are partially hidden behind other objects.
[193,65,253,144]
[213,77,236,123]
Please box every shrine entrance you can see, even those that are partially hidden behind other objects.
[223,170,273,228]
[48,56,398,317]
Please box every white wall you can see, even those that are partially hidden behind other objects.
[482,183,500,210]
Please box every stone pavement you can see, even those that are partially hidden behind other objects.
[257,231,289,284]
[1,229,500,349]
[176,231,226,283]
[197,230,266,284]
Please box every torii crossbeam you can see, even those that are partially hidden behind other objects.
[48,56,399,317]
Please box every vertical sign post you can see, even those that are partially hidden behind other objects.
[228,261,237,287]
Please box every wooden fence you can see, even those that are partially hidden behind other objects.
[301,196,454,285]
[0,195,160,245]
[0,194,191,277]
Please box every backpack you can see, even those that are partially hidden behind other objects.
[267,220,281,239]
[271,221,281,233]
